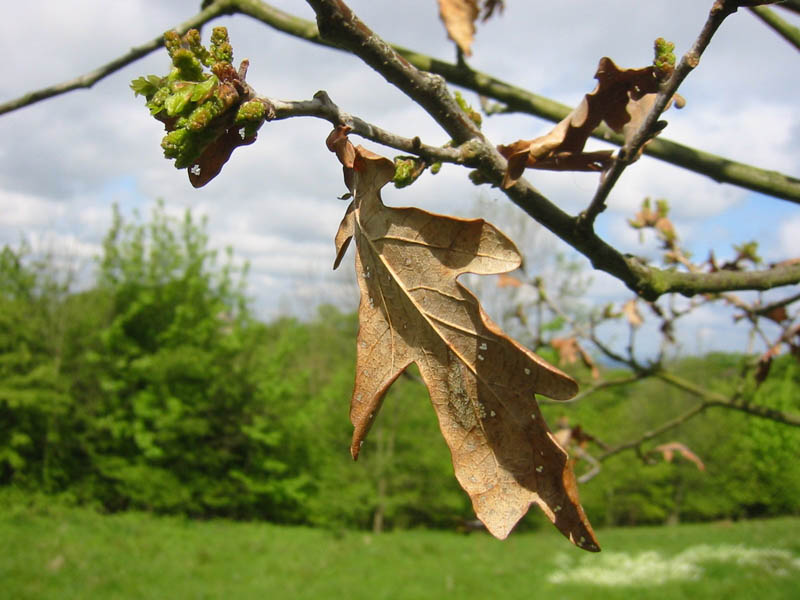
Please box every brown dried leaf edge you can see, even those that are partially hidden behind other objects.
[498,57,669,188]
[329,127,599,550]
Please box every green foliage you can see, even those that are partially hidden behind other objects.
[132,27,267,173]
[2,205,798,533]
[546,354,800,528]
[0,244,75,492]
[653,37,676,73]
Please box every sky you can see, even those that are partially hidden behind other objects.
[1,0,798,358]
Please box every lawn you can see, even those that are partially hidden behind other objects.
[1,502,799,599]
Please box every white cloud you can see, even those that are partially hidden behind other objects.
[0,190,68,227]
[779,215,800,257]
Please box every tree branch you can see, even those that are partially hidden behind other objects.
[598,401,710,461]
[306,0,481,146]
[303,1,800,300]
[5,0,798,300]
[656,369,800,427]
[267,91,465,164]
[243,0,800,205]
[598,369,800,464]
[749,4,800,50]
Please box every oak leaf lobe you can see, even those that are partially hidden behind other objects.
[331,137,598,550]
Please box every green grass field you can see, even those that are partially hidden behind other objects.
[1,503,799,599]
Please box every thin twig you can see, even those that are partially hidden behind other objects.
[570,374,646,402]
[598,401,710,461]
[581,0,741,229]
[752,289,800,316]
[268,91,465,164]
[306,0,482,146]
[656,369,800,426]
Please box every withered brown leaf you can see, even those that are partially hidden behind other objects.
[551,337,600,380]
[437,0,503,57]
[653,442,706,471]
[622,298,644,328]
[496,272,524,288]
[188,126,257,188]
[331,137,599,550]
[498,57,674,188]
[438,0,480,56]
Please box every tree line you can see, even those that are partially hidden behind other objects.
[1,204,798,531]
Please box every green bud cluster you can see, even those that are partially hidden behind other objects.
[131,27,266,174]
[653,37,676,74]
[234,101,268,139]
[210,27,234,63]
[393,158,419,188]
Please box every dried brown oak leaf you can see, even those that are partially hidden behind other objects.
[330,134,599,550]
[437,0,504,57]
[498,57,669,188]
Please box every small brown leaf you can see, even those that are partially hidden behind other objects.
[498,57,674,188]
[552,337,580,366]
[188,126,257,188]
[496,272,523,288]
[653,442,706,471]
[331,137,598,550]
[764,306,789,324]
[755,344,782,385]
[438,0,480,56]
[622,299,644,328]
[436,0,503,56]
[326,125,356,193]
[552,337,600,380]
